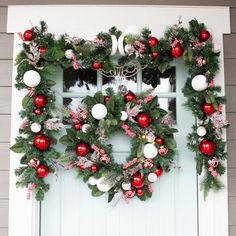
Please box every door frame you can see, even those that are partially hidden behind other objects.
[7,5,230,236]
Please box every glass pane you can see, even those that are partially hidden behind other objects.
[102,67,137,92]
[142,67,176,93]
[158,97,176,124]
[63,67,97,92]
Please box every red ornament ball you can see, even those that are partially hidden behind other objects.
[90,164,98,173]
[136,112,151,128]
[74,122,82,131]
[171,44,184,58]
[34,95,47,108]
[131,173,144,189]
[23,29,34,41]
[137,188,144,196]
[33,135,50,151]
[34,108,42,116]
[202,103,216,116]
[92,61,102,70]
[39,46,46,54]
[155,167,163,177]
[199,30,211,42]
[36,165,49,178]
[77,164,85,171]
[199,139,216,156]
[147,37,159,47]
[75,142,90,156]
[104,96,110,104]
[124,92,136,103]
[152,51,159,59]
[155,137,165,145]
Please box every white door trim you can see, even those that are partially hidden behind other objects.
[7,5,230,236]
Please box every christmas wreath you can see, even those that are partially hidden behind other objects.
[10,18,228,202]
[60,87,177,201]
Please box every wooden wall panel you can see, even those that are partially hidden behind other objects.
[0,88,11,114]
[0,143,10,170]
[225,59,236,85]
[229,197,236,226]
[0,172,9,199]
[0,7,7,33]
[0,115,11,142]
[0,200,8,228]
[224,34,236,59]
[231,8,236,33]
[226,113,236,140]
[0,35,13,60]
[0,60,13,87]
[230,226,236,236]
[225,86,236,112]
[0,228,8,236]
[0,0,233,6]
[228,168,236,197]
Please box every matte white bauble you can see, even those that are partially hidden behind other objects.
[30,122,42,133]
[110,35,118,56]
[191,75,208,91]
[91,104,108,120]
[148,173,158,182]
[23,70,41,87]
[88,176,98,186]
[125,25,141,35]
[197,126,207,137]
[96,177,111,192]
[121,182,131,191]
[120,111,128,121]
[65,49,74,59]
[213,43,221,53]
[143,143,158,159]
[81,124,90,133]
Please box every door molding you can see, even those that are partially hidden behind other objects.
[7,5,230,236]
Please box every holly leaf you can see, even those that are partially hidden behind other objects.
[94,91,104,104]
[108,192,115,203]
[59,135,71,145]
[10,143,25,153]
[22,95,31,109]
[196,156,203,175]
[158,62,169,74]
[91,186,104,197]
[20,154,28,164]
[45,79,56,87]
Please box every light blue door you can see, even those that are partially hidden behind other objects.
[40,60,198,236]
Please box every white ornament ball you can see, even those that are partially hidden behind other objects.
[96,177,111,192]
[121,182,131,191]
[197,126,207,137]
[213,43,221,53]
[81,124,90,133]
[120,111,128,121]
[88,176,98,186]
[91,104,108,120]
[143,143,158,159]
[30,122,42,133]
[23,70,41,88]
[125,25,141,35]
[65,49,74,59]
[148,173,158,182]
[191,75,208,91]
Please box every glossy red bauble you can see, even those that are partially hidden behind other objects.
[171,44,184,58]
[199,30,211,42]
[131,173,144,189]
[74,122,82,131]
[199,139,216,156]
[152,51,159,59]
[155,137,165,145]
[33,135,50,151]
[137,188,144,196]
[75,142,90,156]
[39,46,46,54]
[104,96,110,104]
[136,112,151,128]
[155,167,163,177]
[36,165,49,178]
[77,164,85,171]
[147,37,159,47]
[90,164,98,173]
[34,95,47,108]
[202,103,216,116]
[23,29,34,41]
[34,108,42,116]
[92,61,102,70]
[124,92,136,103]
